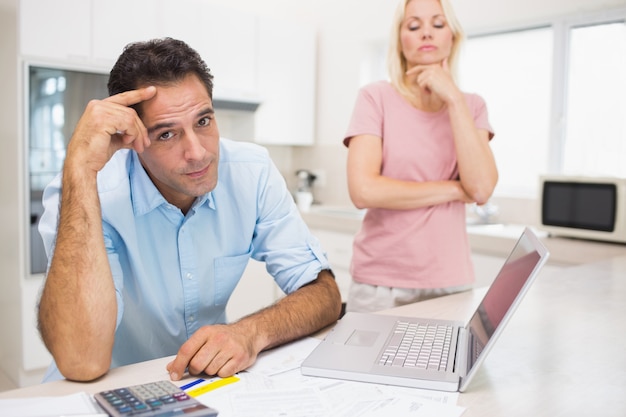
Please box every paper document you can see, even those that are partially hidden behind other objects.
[187,337,465,417]
[246,336,321,376]
[0,391,105,417]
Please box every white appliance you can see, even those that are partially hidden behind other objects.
[539,175,626,243]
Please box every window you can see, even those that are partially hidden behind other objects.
[562,21,626,177]
[458,27,553,197]
[459,9,626,198]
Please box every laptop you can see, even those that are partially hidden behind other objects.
[301,227,549,392]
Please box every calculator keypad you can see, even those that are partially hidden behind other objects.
[95,380,218,416]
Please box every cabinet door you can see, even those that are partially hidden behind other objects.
[19,0,91,61]
[159,0,207,57]
[255,17,316,145]
[159,0,257,101]
[309,229,354,301]
[23,277,52,370]
[91,0,162,66]
[203,7,257,101]
[226,259,281,322]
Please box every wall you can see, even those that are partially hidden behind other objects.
[0,0,27,385]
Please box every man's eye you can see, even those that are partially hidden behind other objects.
[159,131,174,141]
[198,116,212,127]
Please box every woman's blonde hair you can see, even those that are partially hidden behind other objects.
[387,0,465,98]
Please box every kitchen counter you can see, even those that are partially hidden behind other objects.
[6,256,625,416]
[300,204,365,234]
[301,205,626,266]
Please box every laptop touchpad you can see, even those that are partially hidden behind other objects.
[345,330,380,347]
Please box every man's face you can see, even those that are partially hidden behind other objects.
[137,74,220,213]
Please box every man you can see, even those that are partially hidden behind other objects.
[37,38,342,382]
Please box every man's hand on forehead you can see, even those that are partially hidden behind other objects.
[104,86,157,153]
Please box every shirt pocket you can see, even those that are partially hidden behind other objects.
[213,250,252,307]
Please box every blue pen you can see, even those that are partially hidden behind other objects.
[180,378,205,390]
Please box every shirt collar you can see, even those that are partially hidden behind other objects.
[129,152,214,216]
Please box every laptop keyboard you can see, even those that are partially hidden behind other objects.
[378,320,453,371]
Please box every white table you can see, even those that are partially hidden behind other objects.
[3,256,626,416]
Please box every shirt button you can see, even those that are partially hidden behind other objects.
[189,315,195,321]
[186,273,193,280]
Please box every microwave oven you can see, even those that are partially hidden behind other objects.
[540,175,626,243]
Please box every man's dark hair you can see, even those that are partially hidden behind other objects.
[108,38,214,114]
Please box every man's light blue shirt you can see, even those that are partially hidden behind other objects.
[39,138,330,381]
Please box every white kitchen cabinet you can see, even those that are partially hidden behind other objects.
[20,0,159,67]
[22,277,51,372]
[255,17,316,145]
[19,0,92,62]
[91,0,162,66]
[19,0,316,145]
[226,259,282,322]
[309,228,354,302]
[227,226,355,322]
[201,7,258,101]
[159,0,258,102]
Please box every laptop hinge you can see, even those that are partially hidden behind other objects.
[456,327,469,379]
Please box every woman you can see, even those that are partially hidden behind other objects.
[344,0,498,313]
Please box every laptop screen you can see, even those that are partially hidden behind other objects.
[466,230,544,370]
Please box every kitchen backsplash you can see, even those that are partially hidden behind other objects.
[292,143,351,207]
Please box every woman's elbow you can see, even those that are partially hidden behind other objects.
[351,198,369,210]
[467,181,497,206]
[467,171,498,204]
[348,189,371,210]
[472,193,491,206]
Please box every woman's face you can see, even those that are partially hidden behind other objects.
[399,0,454,68]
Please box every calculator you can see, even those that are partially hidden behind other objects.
[94,380,218,416]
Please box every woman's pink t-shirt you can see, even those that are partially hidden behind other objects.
[344,81,494,289]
